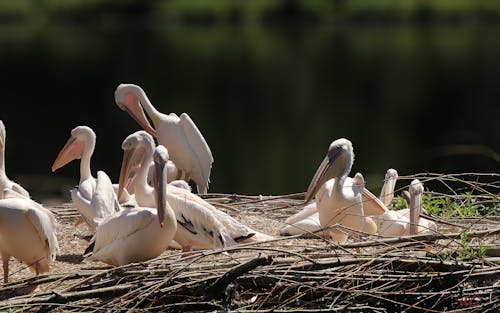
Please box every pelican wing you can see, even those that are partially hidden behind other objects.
[25,203,59,261]
[91,208,155,257]
[179,113,213,193]
[280,212,322,236]
[171,186,257,240]
[362,189,389,216]
[71,188,98,229]
[285,202,318,224]
[3,188,29,200]
[168,190,232,248]
[10,182,30,199]
[92,171,121,217]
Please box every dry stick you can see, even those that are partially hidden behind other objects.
[0,284,135,308]
[125,251,222,310]
[209,201,240,213]
[206,254,273,299]
[332,227,500,249]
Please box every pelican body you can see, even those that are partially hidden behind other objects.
[88,146,177,266]
[0,195,59,283]
[0,120,30,200]
[301,139,388,243]
[51,126,121,230]
[115,84,213,194]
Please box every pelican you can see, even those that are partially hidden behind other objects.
[87,146,178,266]
[51,126,123,230]
[302,139,388,243]
[118,131,269,251]
[401,179,437,235]
[0,192,59,283]
[0,120,30,200]
[280,140,388,239]
[280,204,378,237]
[115,83,213,194]
[371,169,406,236]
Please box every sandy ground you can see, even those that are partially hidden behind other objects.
[2,199,293,289]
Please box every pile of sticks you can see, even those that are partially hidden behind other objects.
[0,173,499,312]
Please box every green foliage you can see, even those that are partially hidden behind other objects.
[390,192,494,219]
[422,193,493,218]
[391,195,409,211]
[439,230,487,262]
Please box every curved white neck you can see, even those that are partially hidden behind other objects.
[0,144,6,180]
[134,149,154,203]
[80,138,95,182]
[333,152,352,192]
[135,87,161,126]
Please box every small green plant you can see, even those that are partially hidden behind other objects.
[439,230,487,262]
[421,193,493,218]
[391,195,409,211]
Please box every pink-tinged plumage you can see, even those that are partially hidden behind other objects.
[115,84,213,194]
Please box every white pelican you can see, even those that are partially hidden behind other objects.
[0,193,59,283]
[87,146,178,266]
[280,139,388,236]
[374,177,436,236]
[118,131,269,251]
[280,204,378,237]
[302,139,388,243]
[51,126,122,230]
[0,120,30,200]
[115,83,213,194]
[371,169,406,236]
[403,179,437,235]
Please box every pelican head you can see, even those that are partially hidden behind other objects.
[51,126,95,172]
[153,145,169,227]
[409,179,424,235]
[115,84,157,138]
[304,138,354,203]
[118,131,155,200]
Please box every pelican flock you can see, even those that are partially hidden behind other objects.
[86,146,177,266]
[118,130,272,252]
[0,84,445,291]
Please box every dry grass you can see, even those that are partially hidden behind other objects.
[0,173,499,312]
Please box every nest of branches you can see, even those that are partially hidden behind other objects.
[0,173,499,312]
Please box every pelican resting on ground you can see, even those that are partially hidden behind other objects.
[295,138,388,243]
[397,179,437,235]
[87,146,177,266]
[0,190,59,283]
[0,120,30,200]
[118,131,271,252]
[371,171,436,236]
[279,168,393,237]
[115,83,213,194]
[51,126,123,231]
[370,168,406,236]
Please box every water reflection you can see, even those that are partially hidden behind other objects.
[1,24,498,202]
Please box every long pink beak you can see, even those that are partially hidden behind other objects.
[51,137,84,172]
[121,92,157,138]
[117,148,142,201]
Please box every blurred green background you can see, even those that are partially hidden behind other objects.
[0,1,499,203]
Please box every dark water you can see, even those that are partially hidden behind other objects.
[1,24,499,202]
